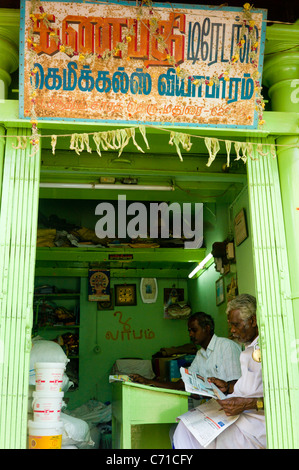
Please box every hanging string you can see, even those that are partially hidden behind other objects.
[5,125,298,168]
[3,124,299,150]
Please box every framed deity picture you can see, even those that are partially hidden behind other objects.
[234,209,248,246]
[216,277,225,306]
[97,289,114,311]
[88,269,110,301]
[115,284,137,306]
[226,277,238,303]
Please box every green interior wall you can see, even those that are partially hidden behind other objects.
[187,190,255,337]
[77,276,189,408]
[231,188,255,296]
[34,275,190,409]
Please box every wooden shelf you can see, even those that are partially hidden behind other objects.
[37,324,80,329]
[35,246,205,262]
[35,246,206,278]
[34,293,80,298]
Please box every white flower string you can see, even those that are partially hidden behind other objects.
[12,136,28,150]
[4,125,299,165]
[225,140,232,167]
[205,137,221,167]
[169,131,192,162]
[51,135,57,155]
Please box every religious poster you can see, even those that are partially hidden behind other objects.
[163,287,191,319]
[88,269,110,301]
[20,0,267,129]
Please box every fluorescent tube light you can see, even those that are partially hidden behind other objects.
[188,253,214,279]
[39,183,174,191]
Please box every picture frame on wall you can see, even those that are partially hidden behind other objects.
[226,277,238,303]
[97,289,114,311]
[234,208,248,246]
[216,277,225,306]
[115,284,137,306]
[88,269,110,301]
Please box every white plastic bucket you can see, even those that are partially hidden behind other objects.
[32,391,64,422]
[28,420,64,449]
[35,362,66,392]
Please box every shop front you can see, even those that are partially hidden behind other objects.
[0,0,298,449]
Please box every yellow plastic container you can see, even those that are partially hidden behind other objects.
[28,420,64,449]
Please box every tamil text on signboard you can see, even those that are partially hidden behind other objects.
[20,0,267,128]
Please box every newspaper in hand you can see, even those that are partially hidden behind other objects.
[180,367,226,400]
[177,398,239,447]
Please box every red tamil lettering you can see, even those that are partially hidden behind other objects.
[93,17,128,57]
[30,12,185,66]
[60,15,128,56]
[127,19,149,60]
[62,15,95,54]
[145,12,186,67]
[31,14,59,55]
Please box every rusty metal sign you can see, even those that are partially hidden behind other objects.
[19,0,267,129]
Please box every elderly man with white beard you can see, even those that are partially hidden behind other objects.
[173,294,266,449]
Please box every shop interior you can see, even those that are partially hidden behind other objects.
[29,124,256,448]
[0,0,297,452]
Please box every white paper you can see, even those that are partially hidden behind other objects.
[177,399,239,447]
[109,374,132,383]
[180,367,226,400]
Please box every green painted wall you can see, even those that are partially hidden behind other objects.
[187,191,255,338]
[76,276,189,408]
[187,202,230,337]
[34,275,190,408]
[231,187,255,297]
[188,264,231,337]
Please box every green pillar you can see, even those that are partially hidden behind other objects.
[0,125,5,200]
[0,10,41,449]
[263,21,299,339]
[0,9,19,99]
[0,129,41,449]
[260,21,299,448]
[247,137,299,448]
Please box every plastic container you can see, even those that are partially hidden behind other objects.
[32,391,64,422]
[35,362,66,392]
[28,420,64,449]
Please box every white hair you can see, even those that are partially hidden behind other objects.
[226,294,256,321]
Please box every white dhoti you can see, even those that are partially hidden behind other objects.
[173,336,266,449]
[173,412,266,449]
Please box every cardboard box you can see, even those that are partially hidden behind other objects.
[153,354,195,381]
[167,355,196,381]
[152,356,182,381]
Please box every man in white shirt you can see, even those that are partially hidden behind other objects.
[187,312,242,388]
[130,311,242,391]
[173,294,266,449]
